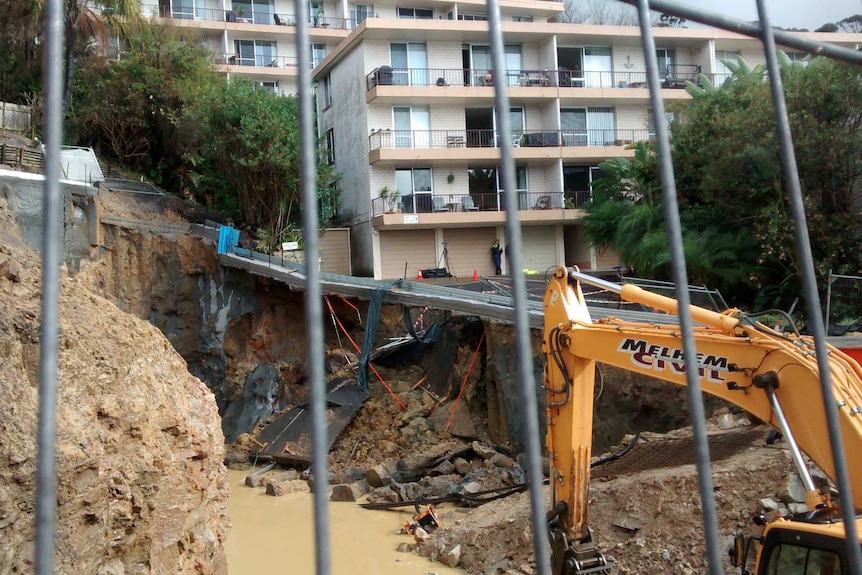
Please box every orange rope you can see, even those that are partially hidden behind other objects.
[325,296,407,410]
[446,331,485,431]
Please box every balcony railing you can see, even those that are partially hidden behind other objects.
[366,65,702,90]
[141,4,353,29]
[217,53,300,68]
[368,129,649,150]
[372,190,592,217]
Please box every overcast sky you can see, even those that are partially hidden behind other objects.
[673,0,861,30]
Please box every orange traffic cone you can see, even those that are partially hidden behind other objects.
[472,268,479,281]
[417,268,423,280]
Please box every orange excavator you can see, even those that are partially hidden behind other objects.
[543,266,862,575]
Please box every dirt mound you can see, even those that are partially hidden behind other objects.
[0,199,229,574]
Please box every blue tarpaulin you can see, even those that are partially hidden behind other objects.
[217,226,240,254]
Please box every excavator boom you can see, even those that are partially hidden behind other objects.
[543,267,862,574]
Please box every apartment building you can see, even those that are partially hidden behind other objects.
[147,1,861,280]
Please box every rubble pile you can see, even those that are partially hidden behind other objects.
[0,196,229,574]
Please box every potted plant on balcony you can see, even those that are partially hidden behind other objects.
[379,186,400,213]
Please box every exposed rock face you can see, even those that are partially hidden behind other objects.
[0,202,228,574]
[221,362,280,443]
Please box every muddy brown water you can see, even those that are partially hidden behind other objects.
[225,469,467,574]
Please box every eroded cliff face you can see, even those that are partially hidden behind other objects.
[0,198,228,574]
[79,223,259,408]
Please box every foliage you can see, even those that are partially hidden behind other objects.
[583,55,862,311]
[816,14,862,33]
[0,2,42,103]
[69,21,340,238]
[655,14,686,28]
[378,186,400,212]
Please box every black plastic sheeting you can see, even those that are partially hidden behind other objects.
[355,281,446,391]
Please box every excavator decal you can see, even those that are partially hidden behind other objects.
[617,337,729,383]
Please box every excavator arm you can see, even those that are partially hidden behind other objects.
[543,267,862,574]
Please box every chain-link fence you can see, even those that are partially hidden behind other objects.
[826,271,862,332]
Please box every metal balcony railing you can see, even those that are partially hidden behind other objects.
[371,190,591,217]
[216,53,300,68]
[368,129,649,150]
[365,65,703,90]
[141,3,352,29]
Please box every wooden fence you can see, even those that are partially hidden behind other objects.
[0,144,43,170]
[1,101,33,136]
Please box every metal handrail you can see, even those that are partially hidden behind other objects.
[365,65,703,90]
[370,190,591,216]
[216,53,300,68]
[140,3,354,29]
[368,128,649,150]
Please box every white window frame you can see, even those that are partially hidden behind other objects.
[322,75,332,108]
[325,128,335,165]
[395,168,433,213]
[233,39,276,67]
[396,7,433,19]
[349,3,373,28]
[311,43,326,68]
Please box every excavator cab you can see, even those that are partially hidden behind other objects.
[730,508,862,575]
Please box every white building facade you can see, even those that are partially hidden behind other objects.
[146,1,862,279]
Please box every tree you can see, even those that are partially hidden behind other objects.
[582,56,862,310]
[69,22,340,241]
[0,1,42,102]
[557,0,638,25]
[557,0,671,26]
[816,14,862,33]
[655,13,686,28]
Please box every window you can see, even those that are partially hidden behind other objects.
[322,75,332,108]
[254,81,278,94]
[458,13,487,20]
[397,7,433,19]
[233,39,275,67]
[390,43,427,85]
[656,48,676,79]
[496,166,528,191]
[647,110,674,140]
[563,166,603,208]
[561,107,615,147]
[512,15,533,22]
[309,2,324,24]
[785,51,810,63]
[715,49,739,81]
[325,128,335,165]
[171,0,203,20]
[396,168,433,213]
[311,43,326,68]
[764,543,840,575]
[233,0,275,24]
[493,106,524,146]
[466,44,521,86]
[466,166,528,210]
[350,3,372,28]
[582,47,612,88]
[393,106,430,148]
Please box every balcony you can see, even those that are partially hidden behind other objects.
[368,129,649,151]
[365,65,702,90]
[141,3,353,29]
[371,191,592,218]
